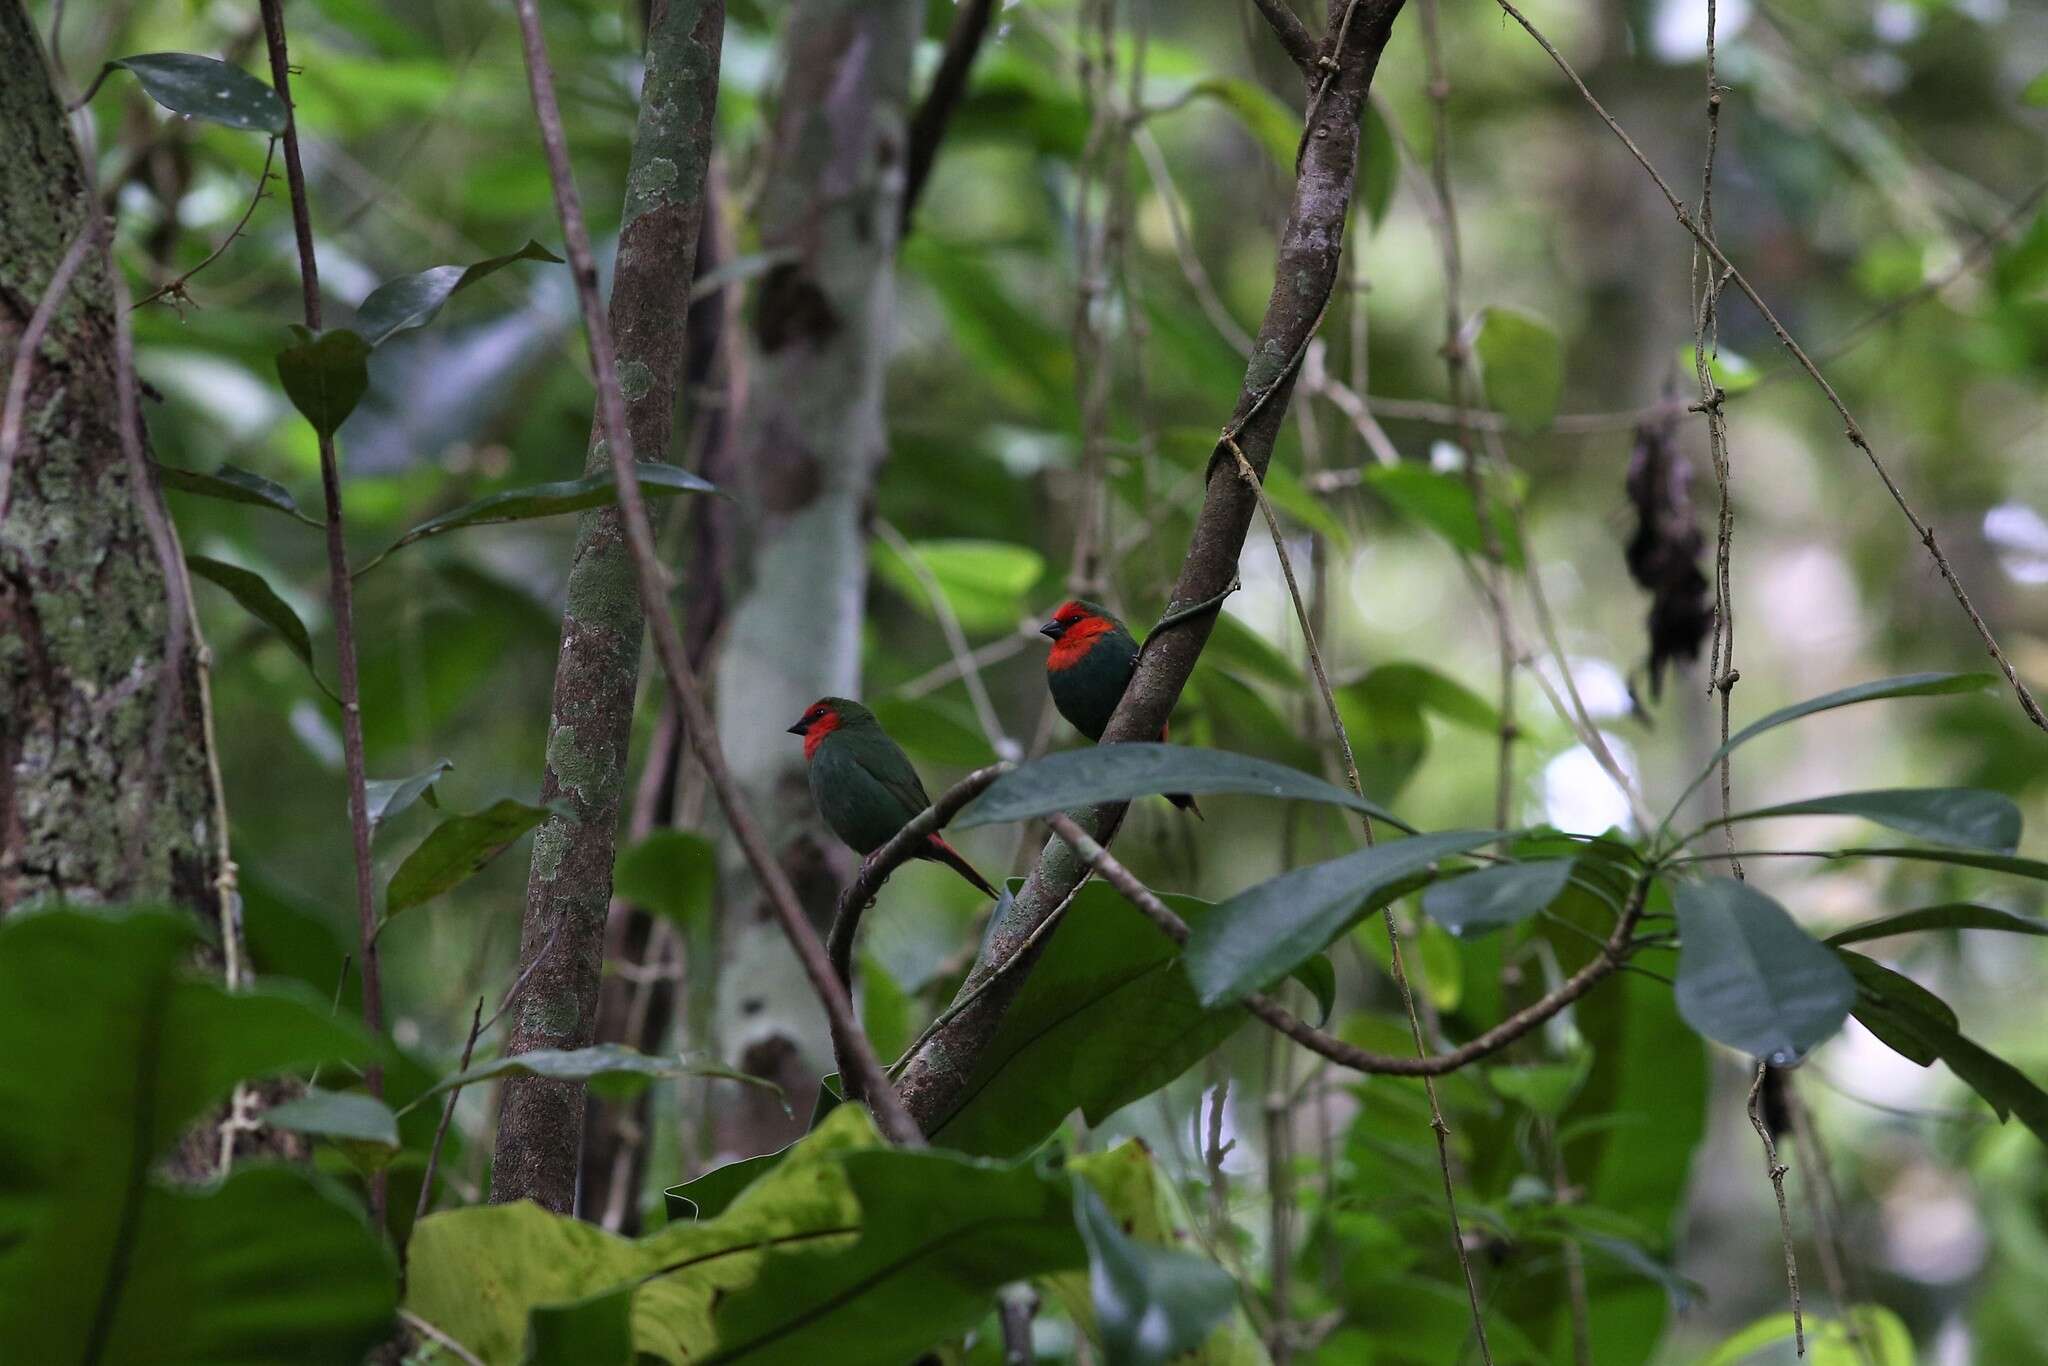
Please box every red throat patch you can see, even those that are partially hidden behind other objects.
[1047,613,1115,672]
[802,708,841,760]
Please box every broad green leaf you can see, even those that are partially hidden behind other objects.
[2021,70,2048,106]
[1200,610,1303,687]
[355,240,563,346]
[1678,343,1761,395]
[869,696,997,768]
[365,759,453,831]
[1475,307,1564,434]
[1360,103,1397,226]
[1674,877,1854,1061]
[1726,787,2021,852]
[156,462,322,526]
[0,907,389,1361]
[1185,829,1501,1007]
[526,1286,634,1366]
[954,743,1411,832]
[1291,952,1338,1027]
[104,53,286,133]
[1567,1228,1701,1310]
[1700,1305,1914,1366]
[356,464,718,574]
[1336,670,1430,799]
[873,537,1046,634]
[1179,77,1297,169]
[1488,1047,1591,1119]
[1422,858,1574,937]
[664,1151,784,1222]
[187,555,327,690]
[1831,846,2048,882]
[421,1044,765,1105]
[277,327,372,439]
[1829,902,2048,946]
[859,953,913,1063]
[1675,673,1991,813]
[613,830,718,931]
[266,1086,400,1150]
[385,798,553,917]
[1360,464,1526,569]
[928,882,1250,1157]
[1361,661,1500,731]
[1074,1185,1234,1366]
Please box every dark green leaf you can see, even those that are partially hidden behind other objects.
[1422,858,1575,937]
[1360,464,1526,569]
[1474,306,1564,434]
[954,743,1410,832]
[1360,103,1397,226]
[422,1044,767,1105]
[869,696,998,768]
[1198,610,1303,687]
[1335,671,1430,799]
[1674,877,1855,1061]
[1290,953,1338,1027]
[365,760,453,831]
[277,327,372,440]
[525,1286,633,1366]
[186,555,327,692]
[873,537,1046,634]
[356,464,717,574]
[0,907,389,1360]
[105,53,285,133]
[355,240,563,346]
[1489,1048,1592,1119]
[385,797,553,917]
[1572,1231,1701,1311]
[155,462,322,526]
[1177,78,1297,168]
[1727,787,2021,853]
[1185,829,1501,1007]
[1828,903,2048,946]
[1362,661,1500,731]
[1074,1184,1234,1366]
[663,1151,784,1222]
[266,1086,400,1149]
[1832,846,2048,882]
[613,829,718,932]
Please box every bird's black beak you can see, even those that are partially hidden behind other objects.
[1038,619,1065,640]
[786,718,809,736]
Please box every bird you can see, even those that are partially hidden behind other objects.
[1038,599,1201,816]
[786,697,1000,898]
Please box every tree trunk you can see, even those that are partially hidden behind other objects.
[706,0,921,1159]
[491,0,725,1215]
[0,0,219,920]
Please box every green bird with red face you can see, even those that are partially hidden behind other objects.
[1039,600,1201,816]
[787,697,1000,898]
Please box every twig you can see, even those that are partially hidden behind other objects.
[399,1310,487,1366]
[259,0,388,1222]
[874,520,1017,760]
[507,0,920,1147]
[0,220,99,524]
[1786,1075,1877,1366]
[414,996,484,1227]
[131,137,278,312]
[894,627,1038,701]
[900,0,998,235]
[1251,0,1319,73]
[1493,0,2048,735]
[1133,127,1255,357]
[997,1287,1038,1366]
[1747,1061,1805,1357]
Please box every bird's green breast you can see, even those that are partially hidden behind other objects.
[1048,629,1140,740]
[809,731,926,854]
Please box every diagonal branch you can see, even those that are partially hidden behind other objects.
[900,0,1000,234]
[1251,0,1319,74]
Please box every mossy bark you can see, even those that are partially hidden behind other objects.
[491,0,726,1215]
[705,0,921,1157]
[0,0,217,918]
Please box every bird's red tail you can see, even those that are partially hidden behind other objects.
[922,835,1000,899]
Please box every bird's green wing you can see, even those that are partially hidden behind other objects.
[848,735,934,822]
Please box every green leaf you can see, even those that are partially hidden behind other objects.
[954,743,1411,832]
[186,555,327,691]
[1701,1305,1915,1366]
[1199,610,1302,687]
[356,464,718,575]
[1673,877,1855,1061]
[1474,306,1564,434]
[868,696,997,768]
[1829,902,2048,946]
[1678,343,1761,395]
[613,830,717,932]
[663,1151,784,1222]
[1362,661,1499,731]
[1290,953,1338,1027]
[1185,829,1500,1007]
[104,53,286,133]
[1829,846,2048,881]
[1360,464,1526,569]
[277,327,372,440]
[873,537,1045,634]
[2021,70,2048,106]
[385,797,553,917]
[1360,103,1397,226]
[421,1044,765,1105]
[267,1086,401,1149]
[1725,787,2021,852]
[156,462,322,526]
[1421,858,1574,937]
[0,907,389,1361]
[525,1286,634,1366]
[1488,1047,1591,1119]
[1335,670,1430,799]
[365,759,453,831]
[1074,1185,1234,1366]
[355,240,563,347]
[1179,77,1297,169]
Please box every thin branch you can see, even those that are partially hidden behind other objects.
[131,137,278,312]
[1251,0,1319,74]
[1786,1075,1877,1366]
[894,627,1038,701]
[900,0,999,234]
[874,520,1017,760]
[1747,1061,1805,1356]
[414,996,483,1227]
[1494,0,2048,734]
[400,1311,487,1366]
[0,219,99,524]
[506,0,920,1147]
[259,0,387,1221]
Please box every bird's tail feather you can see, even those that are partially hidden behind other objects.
[923,835,1000,899]
[1168,791,1203,818]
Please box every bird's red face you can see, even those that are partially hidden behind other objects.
[786,699,840,760]
[1039,600,1114,672]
